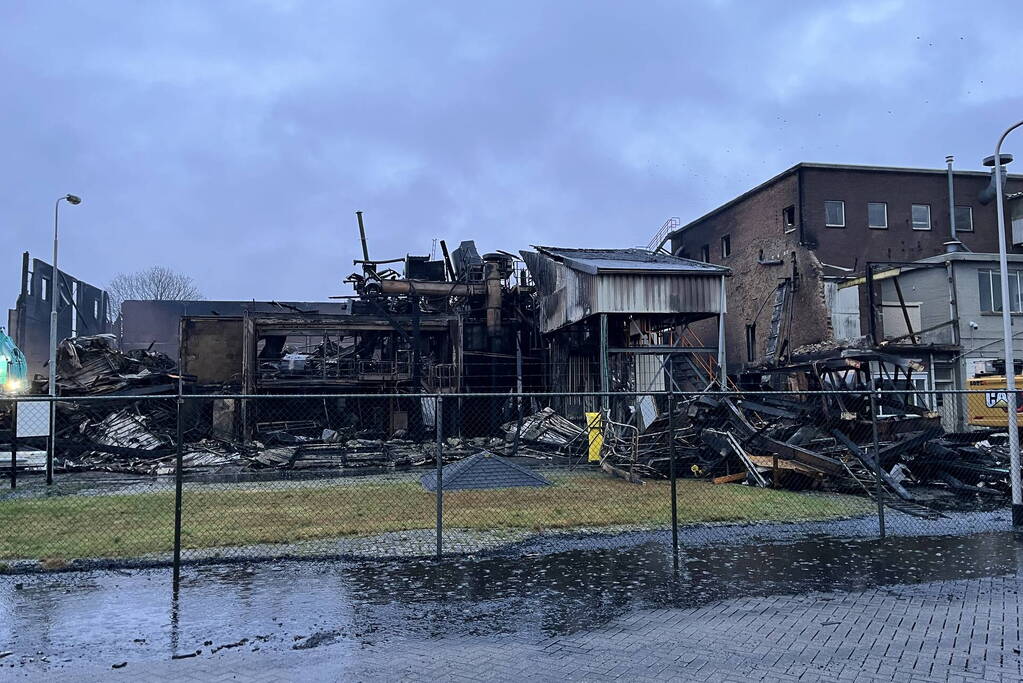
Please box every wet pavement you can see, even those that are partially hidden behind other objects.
[2,529,1023,681]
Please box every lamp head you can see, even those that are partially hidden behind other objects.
[65,194,82,205]
[982,154,1014,168]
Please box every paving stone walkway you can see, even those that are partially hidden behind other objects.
[20,572,1022,682]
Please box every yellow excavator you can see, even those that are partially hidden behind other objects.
[966,360,1023,427]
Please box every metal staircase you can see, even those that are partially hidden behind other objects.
[647,217,681,252]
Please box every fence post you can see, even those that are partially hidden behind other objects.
[867,387,886,539]
[668,386,678,569]
[435,395,444,559]
[46,400,54,485]
[173,394,185,588]
[8,400,16,489]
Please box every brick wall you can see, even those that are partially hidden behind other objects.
[670,172,825,365]
[801,166,1021,269]
[670,164,1023,368]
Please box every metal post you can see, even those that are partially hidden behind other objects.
[46,401,54,485]
[991,121,1023,527]
[717,278,727,389]
[435,395,444,558]
[9,400,16,489]
[599,314,610,412]
[867,381,886,538]
[47,200,62,486]
[946,155,957,241]
[668,385,678,569]
[866,264,878,346]
[172,394,185,588]
[513,332,523,457]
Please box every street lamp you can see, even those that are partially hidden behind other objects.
[984,121,1023,527]
[47,193,81,485]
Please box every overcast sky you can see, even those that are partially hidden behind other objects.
[2,0,1020,316]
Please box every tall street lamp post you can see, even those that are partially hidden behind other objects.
[46,193,82,485]
[986,121,1023,527]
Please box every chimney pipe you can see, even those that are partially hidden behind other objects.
[356,210,371,275]
[483,255,504,334]
[946,155,957,241]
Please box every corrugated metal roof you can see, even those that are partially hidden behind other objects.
[531,246,728,275]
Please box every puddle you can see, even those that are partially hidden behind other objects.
[1,531,1021,671]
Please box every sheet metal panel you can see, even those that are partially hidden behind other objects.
[596,273,723,315]
[525,250,724,333]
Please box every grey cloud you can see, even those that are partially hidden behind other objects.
[2,0,1020,312]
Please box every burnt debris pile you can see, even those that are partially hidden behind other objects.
[52,334,177,395]
[592,351,1012,518]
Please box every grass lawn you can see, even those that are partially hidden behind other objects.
[0,474,872,562]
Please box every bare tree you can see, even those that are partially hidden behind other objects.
[108,266,204,321]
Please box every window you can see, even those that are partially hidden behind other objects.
[700,244,710,263]
[934,363,954,408]
[955,205,974,232]
[745,323,756,363]
[782,205,796,232]
[93,300,100,319]
[824,200,845,227]
[911,204,931,230]
[867,202,888,229]
[978,269,1023,313]
[720,234,731,258]
[41,277,50,302]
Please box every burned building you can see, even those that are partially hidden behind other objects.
[664,162,1023,372]
[521,246,729,423]
[7,252,109,378]
[118,299,351,360]
[179,214,542,440]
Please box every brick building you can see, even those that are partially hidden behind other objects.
[666,162,1023,369]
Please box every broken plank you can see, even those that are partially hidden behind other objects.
[712,471,747,485]
[600,460,645,484]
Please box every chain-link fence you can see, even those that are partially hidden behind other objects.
[0,389,1015,575]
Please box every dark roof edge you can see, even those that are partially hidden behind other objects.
[528,245,730,274]
[668,161,1023,240]
[667,163,801,240]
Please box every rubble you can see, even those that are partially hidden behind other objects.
[506,407,585,447]
[593,351,1016,517]
[52,334,177,395]
[21,324,1016,515]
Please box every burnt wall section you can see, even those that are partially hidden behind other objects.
[9,252,109,378]
[670,164,1023,369]
[670,172,803,365]
[180,316,244,385]
[120,299,350,362]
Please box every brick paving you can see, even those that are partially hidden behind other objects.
[20,572,1022,682]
